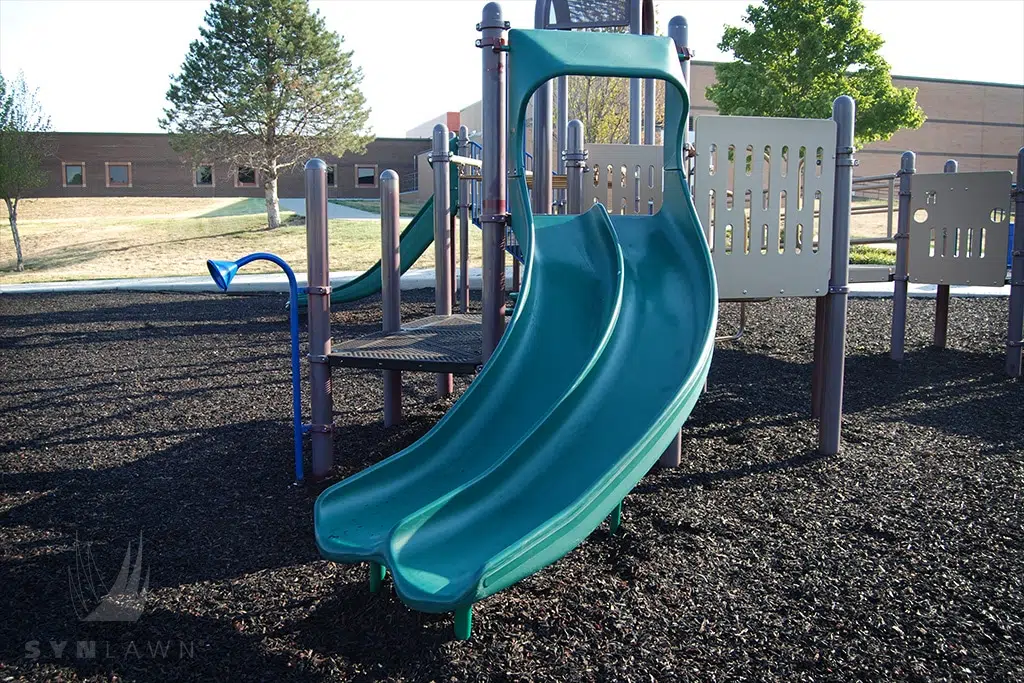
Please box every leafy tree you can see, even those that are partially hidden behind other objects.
[564,12,667,145]
[0,72,54,272]
[706,0,924,146]
[567,76,632,144]
[161,0,372,229]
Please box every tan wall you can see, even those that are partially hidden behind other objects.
[411,64,1023,191]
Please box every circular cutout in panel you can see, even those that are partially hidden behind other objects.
[913,208,929,223]
[990,208,1007,223]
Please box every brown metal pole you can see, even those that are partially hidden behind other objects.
[817,96,856,456]
[934,284,950,348]
[450,212,457,307]
[658,17,689,469]
[479,3,508,361]
[431,124,454,396]
[457,126,471,313]
[934,160,957,349]
[305,159,334,479]
[381,170,402,426]
[890,151,915,361]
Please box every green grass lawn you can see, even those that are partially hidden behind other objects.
[1,197,481,284]
[331,196,427,218]
[3,197,897,284]
[849,245,896,266]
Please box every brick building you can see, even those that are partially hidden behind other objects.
[31,134,429,199]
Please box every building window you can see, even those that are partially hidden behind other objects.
[236,166,257,187]
[63,162,85,187]
[105,162,132,188]
[326,164,337,187]
[195,164,214,187]
[354,164,378,188]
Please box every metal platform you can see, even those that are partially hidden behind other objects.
[328,314,483,374]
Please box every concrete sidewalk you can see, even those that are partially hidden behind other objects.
[279,198,379,220]
[0,270,1011,298]
[0,268,512,296]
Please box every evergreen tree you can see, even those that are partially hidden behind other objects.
[161,0,371,228]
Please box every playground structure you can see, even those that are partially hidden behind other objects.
[202,0,1023,642]
[315,12,718,640]
[879,153,1021,374]
[300,0,889,637]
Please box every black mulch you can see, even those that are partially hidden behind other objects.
[1,289,1021,682]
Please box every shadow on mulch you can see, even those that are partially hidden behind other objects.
[686,339,1021,453]
[1,291,1021,681]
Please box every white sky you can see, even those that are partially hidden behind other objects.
[1,0,1021,137]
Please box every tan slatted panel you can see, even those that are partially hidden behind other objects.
[694,115,837,300]
[908,171,1013,287]
[581,144,664,215]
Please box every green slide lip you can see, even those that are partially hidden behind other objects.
[315,27,717,618]
[293,197,437,308]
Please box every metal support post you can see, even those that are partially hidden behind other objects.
[450,211,457,305]
[658,15,692,467]
[458,126,471,313]
[1007,147,1024,377]
[557,75,568,213]
[818,96,855,456]
[931,159,957,349]
[479,2,507,361]
[431,124,454,397]
[565,119,586,215]
[532,88,553,215]
[628,0,642,145]
[380,170,402,426]
[890,151,915,361]
[305,159,334,478]
[531,0,553,219]
[644,77,655,145]
[669,16,691,196]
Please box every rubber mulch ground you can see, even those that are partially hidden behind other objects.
[1,289,1021,682]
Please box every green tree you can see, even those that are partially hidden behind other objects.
[161,0,372,229]
[567,76,631,144]
[706,0,924,146]
[0,72,54,272]
[564,12,667,145]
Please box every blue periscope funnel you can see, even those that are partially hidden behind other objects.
[203,252,305,482]
[207,259,240,292]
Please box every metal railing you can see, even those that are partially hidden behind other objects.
[850,172,898,245]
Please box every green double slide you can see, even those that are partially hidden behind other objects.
[314,29,718,638]
[293,197,437,308]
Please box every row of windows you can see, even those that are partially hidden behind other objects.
[60,162,381,189]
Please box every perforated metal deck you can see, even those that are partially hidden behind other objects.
[328,314,483,374]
